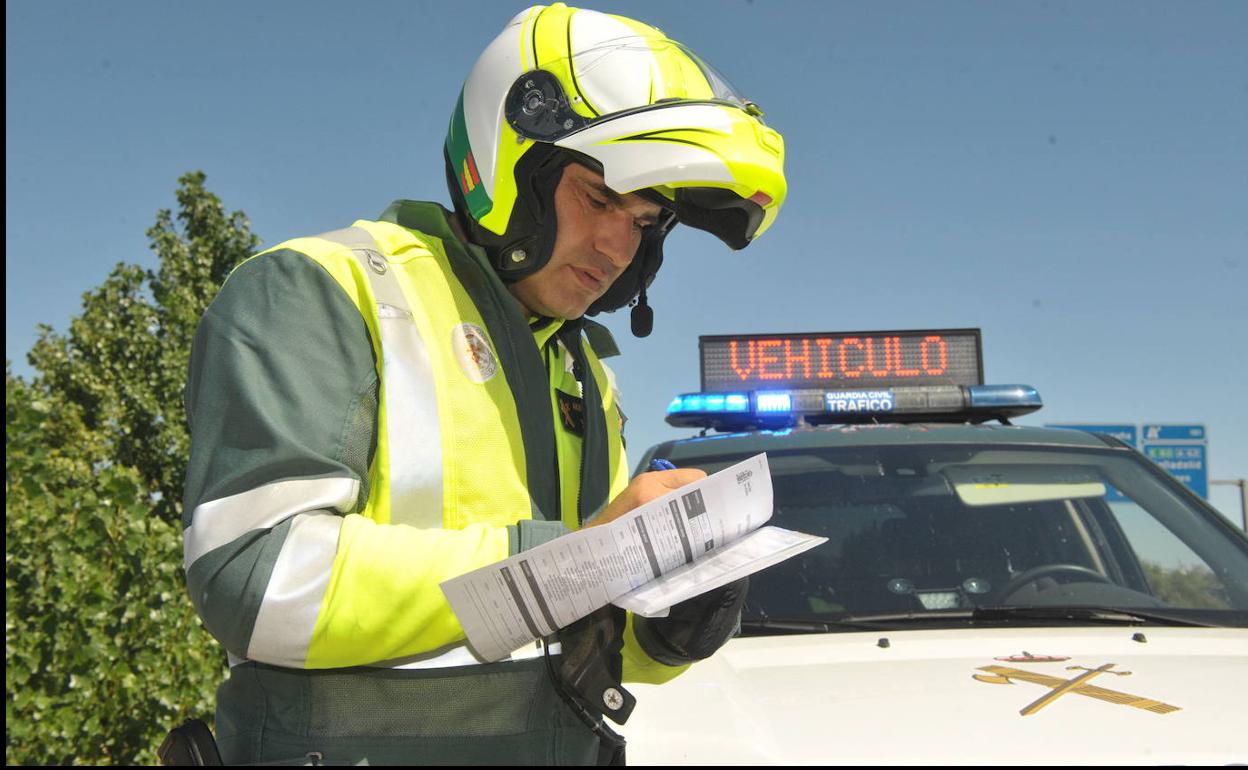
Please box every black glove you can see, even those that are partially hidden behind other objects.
[633,577,749,666]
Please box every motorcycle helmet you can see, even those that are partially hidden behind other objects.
[445,3,786,334]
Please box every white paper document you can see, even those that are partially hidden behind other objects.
[611,526,824,617]
[440,453,827,662]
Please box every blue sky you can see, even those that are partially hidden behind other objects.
[6,1,1246,521]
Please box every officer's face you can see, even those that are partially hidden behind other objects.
[508,164,663,320]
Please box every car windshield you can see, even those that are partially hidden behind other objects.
[670,443,1248,632]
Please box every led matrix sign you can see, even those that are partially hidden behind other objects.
[700,329,983,393]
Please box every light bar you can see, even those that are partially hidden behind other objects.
[756,392,794,413]
[667,390,796,430]
[968,384,1042,409]
[666,384,1043,431]
[667,392,751,415]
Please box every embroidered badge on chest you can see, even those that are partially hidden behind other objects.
[555,389,586,436]
[451,323,497,383]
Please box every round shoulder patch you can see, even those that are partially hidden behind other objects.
[451,323,498,383]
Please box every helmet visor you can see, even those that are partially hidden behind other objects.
[505,29,784,249]
[570,36,755,115]
[506,37,762,143]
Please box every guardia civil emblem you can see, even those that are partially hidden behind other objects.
[451,323,497,383]
[974,661,1180,716]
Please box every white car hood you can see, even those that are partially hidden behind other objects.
[618,626,1248,765]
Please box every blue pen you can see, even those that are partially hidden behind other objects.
[650,458,677,471]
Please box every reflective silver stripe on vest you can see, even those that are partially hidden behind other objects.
[290,228,518,671]
[228,640,561,670]
[183,476,360,569]
[247,511,344,667]
[316,227,444,529]
[370,640,563,669]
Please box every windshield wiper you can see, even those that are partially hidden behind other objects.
[969,605,1222,628]
[815,606,1227,629]
[739,617,888,634]
[740,606,1233,635]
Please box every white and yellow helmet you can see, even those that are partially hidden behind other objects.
[445,3,787,331]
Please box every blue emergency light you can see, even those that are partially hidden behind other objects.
[668,329,1041,431]
[666,384,1041,430]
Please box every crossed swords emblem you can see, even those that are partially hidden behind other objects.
[558,396,580,429]
[974,662,1181,716]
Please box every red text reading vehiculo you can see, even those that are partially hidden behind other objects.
[726,335,950,382]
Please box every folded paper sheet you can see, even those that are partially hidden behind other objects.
[440,453,826,662]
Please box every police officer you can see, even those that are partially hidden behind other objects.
[182,3,786,764]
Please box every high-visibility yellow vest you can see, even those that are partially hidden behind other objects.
[292,210,628,666]
[184,200,680,682]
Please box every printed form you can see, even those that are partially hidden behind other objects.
[441,453,827,662]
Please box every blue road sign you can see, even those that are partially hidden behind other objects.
[1047,424,1137,448]
[1142,424,1206,442]
[1046,424,1138,501]
[1142,424,1208,499]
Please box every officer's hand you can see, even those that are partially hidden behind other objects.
[585,468,706,528]
[634,577,749,666]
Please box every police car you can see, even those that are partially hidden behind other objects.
[620,329,1248,764]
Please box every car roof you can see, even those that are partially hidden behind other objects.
[650,422,1122,463]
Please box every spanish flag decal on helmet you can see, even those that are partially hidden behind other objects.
[446,92,492,220]
[461,150,481,195]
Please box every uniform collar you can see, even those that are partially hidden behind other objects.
[377,200,467,252]
[376,201,628,360]
[530,316,566,350]
[378,200,574,349]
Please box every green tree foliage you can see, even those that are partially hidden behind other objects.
[1141,561,1231,610]
[6,172,259,764]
